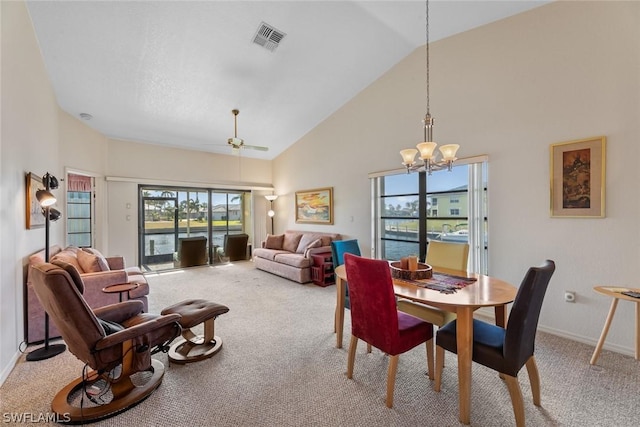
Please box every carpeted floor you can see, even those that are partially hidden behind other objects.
[1,261,638,426]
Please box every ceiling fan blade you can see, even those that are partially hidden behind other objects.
[242,144,269,151]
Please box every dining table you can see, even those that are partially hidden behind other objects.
[334,263,517,425]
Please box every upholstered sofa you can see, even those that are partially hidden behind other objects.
[253,230,341,283]
[25,245,149,344]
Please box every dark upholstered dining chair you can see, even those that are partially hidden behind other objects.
[344,254,434,408]
[29,261,182,423]
[434,260,556,427]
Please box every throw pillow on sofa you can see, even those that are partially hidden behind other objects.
[283,232,303,253]
[77,249,106,273]
[265,234,285,250]
[82,248,111,271]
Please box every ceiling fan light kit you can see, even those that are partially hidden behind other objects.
[227,109,268,152]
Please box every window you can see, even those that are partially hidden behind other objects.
[66,173,94,247]
[370,156,489,274]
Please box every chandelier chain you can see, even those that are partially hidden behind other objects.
[425,0,430,115]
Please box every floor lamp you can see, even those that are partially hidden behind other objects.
[265,194,278,234]
[26,172,66,361]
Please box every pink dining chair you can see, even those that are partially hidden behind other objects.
[344,253,434,408]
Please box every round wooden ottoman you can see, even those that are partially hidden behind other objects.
[161,299,229,363]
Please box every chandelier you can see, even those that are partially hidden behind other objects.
[400,0,459,175]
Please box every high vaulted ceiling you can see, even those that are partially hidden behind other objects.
[26,1,549,160]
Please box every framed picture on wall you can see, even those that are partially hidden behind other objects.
[26,172,45,229]
[550,136,606,218]
[295,187,333,224]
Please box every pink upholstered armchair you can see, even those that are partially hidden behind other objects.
[26,245,149,343]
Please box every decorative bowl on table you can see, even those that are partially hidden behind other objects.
[389,261,433,280]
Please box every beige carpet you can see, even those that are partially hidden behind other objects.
[2,261,639,426]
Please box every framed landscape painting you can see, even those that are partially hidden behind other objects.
[550,136,606,218]
[26,172,45,229]
[295,187,333,224]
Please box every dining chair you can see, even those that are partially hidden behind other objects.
[331,240,371,352]
[434,260,556,427]
[344,253,434,408]
[331,239,361,310]
[396,241,469,378]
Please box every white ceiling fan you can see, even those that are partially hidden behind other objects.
[227,109,268,152]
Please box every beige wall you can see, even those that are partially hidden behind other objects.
[1,0,639,384]
[1,1,62,381]
[273,1,640,350]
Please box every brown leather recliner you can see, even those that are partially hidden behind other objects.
[29,261,182,423]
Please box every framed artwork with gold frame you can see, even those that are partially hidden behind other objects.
[295,187,333,224]
[550,136,606,218]
[26,172,45,229]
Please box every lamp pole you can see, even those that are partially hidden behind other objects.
[265,195,278,234]
[26,172,66,361]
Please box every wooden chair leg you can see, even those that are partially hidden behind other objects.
[386,355,399,408]
[434,345,444,392]
[525,356,541,406]
[504,375,525,427]
[426,338,434,380]
[367,343,372,353]
[347,336,358,379]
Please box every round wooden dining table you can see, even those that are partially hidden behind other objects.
[333,263,517,425]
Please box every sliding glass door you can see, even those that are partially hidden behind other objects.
[139,186,251,271]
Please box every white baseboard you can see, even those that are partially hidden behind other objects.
[0,350,21,387]
[474,308,635,358]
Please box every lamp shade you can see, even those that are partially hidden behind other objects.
[265,195,278,202]
[45,174,59,190]
[400,149,418,166]
[36,190,56,207]
[417,142,437,160]
[267,209,275,218]
[439,144,460,161]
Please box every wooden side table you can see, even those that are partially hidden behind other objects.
[590,285,640,365]
[310,252,334,287]
[102,283,139,302]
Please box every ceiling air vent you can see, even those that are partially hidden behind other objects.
[252,22,286,52]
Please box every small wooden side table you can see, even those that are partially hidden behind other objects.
[590,285,640,365]
[102,283,139,303]
[310,252,334,287]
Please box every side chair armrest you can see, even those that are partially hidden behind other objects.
[94,313,182,351]
[80,270,128,289]
[305,246,332,258]
[94,300,144,323]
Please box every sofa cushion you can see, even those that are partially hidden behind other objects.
[283,232,303,253]
[273,253,312,269]
[254,248,290,261]
[82,248,111,271]
[265,234,285,250]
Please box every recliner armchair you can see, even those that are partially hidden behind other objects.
[29,261,182,423]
